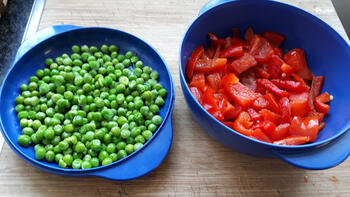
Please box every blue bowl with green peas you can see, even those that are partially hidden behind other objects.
[0,25,174,180]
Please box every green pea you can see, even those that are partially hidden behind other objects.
[18,135,31,147]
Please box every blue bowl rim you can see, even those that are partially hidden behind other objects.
[0,26,175,172]
[179,0,350,149]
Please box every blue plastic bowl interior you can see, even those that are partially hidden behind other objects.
[180,0,350,148]
[0,27,174,172]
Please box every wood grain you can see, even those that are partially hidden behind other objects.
[0,0,349,196]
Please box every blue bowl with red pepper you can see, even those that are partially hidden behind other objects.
[179,0,350,169]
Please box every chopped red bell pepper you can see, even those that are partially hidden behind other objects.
[206,72,222,91]
[186,45,204,80]
[214,93,236,120]
[260,109,281,125]
[284,48,313,81]
[194,58,227,73]
[310,76,325,100]
[228,53,257,74]
[257,79,289,97]
[279,97,291,123]
[233,111,253,136]
[270,79,308,92]
[247,107,262,121]
[307,111,325,123]
[271,123,290,141]
[263,93,281,114]
[244,27,254,43]
[262,120,277,138]
[202,87,224,121]
[221,73,239,85]
[250,129,271,143]
[208,32,225,47]
[249,35,275,63]
[189,86,203,104]
[267,55,284,79]
[224,82,258,108]
[314,92,331,114]
[262,31,285,47]
[273,136,311,145]
[289,92,310,117]
[219,44,244,58]
[190,73,206,89]
[251,96,270,110]
[289,116,319,141]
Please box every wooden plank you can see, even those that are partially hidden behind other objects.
[0,0,349,196]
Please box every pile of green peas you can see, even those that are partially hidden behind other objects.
[15,44,167,169]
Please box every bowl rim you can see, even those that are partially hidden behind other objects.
[0,26,175,172]
[179,0,350,149]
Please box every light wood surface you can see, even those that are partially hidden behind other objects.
[0,0,349,196]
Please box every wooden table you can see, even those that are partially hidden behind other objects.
[1,0,349,196]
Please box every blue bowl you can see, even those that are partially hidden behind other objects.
[179,0,350,169]
[0,25,175,180]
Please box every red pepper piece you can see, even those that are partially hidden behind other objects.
[271,123,290,141]
[260,109,281,125]
[249,35,275,63]
[267,55,284,79]
[194,58,227,73]
[208,32,225,47]
[247,107,262,121]
[224,82,259,108]
[290,116,319,141]
[310,76,325,100]
[252,96,270,110]
[284,48,313,81]
[221,73,239,85]
[206,72,222,91]
[189,86,203,104]
[250,128,272,143]
[233,111,253,136]
[263,93,281,114]
[307,111,325,123]
[314,92,331,114]
[244,27,254,43]
[273,136,311,145]
[214,93,236,120]
[262,120,277,138]
[223,36,232,49]
[186,45,204,80]
[257,79,289,97]
[219,44,244,58]
[319,122,326,130]
[270,79,308,92]
[262,31,285,47]
[225,102,243,120]
[202,87,224,121]
[228,53,258,74]
[189,73,205,89]
[289,92,310,117]
[279,97,291,123]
